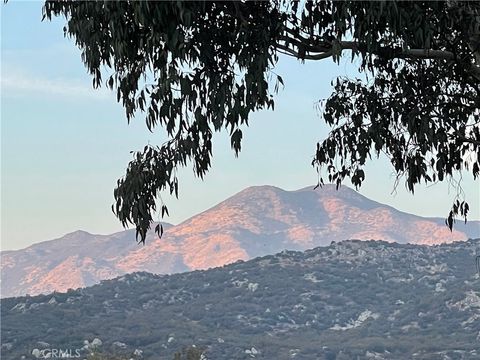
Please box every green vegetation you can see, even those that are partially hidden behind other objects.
[41,1,480,241]
[2,239,479,359]
[172,346,204,360]
[87,351,131,360]
[85,346,203,360]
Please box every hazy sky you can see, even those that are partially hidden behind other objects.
[2,2,479,250]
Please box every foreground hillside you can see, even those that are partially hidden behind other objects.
[2,239,479,360]
[2,185,479,298]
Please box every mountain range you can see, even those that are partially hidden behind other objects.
[1,185,479,298]
[2,239,479,359]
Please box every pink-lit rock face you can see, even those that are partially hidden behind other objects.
[1,185,478,298]
[411,221,468,245]
[180,234,249,270]
[27,256,86,295]
[287,226,316,247]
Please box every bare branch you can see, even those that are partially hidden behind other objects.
[275,43,334,60]
[278,33,480,80]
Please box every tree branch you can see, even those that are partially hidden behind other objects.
[279,34,457,61]
[276,43,334,60]
[278,33,480,80]
[455,136,480,146]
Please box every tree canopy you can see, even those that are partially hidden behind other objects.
[42,1,480,242]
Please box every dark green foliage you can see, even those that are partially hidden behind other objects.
[87,351,131,360]
[41,1,480,242]
[172,346,204,360]
[2,239,479,359]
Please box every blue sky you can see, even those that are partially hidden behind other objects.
[2,1,479,250]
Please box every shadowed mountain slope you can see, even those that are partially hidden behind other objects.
[2,239,479,359]
[1,185,478,298]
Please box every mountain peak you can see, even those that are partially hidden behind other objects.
[236,184,286,195]
[64,230,93,237]
[1,184,478,298]
[295,183,360,195]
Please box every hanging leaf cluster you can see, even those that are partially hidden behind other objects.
[42,1,480,242]
[43,1,285,242]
